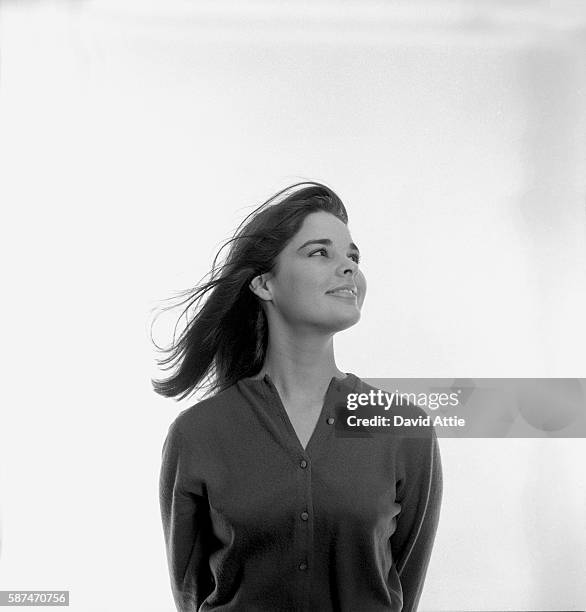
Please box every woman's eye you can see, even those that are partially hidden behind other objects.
[309,249,361,264]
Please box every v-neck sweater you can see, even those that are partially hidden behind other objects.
[159,372,442,611]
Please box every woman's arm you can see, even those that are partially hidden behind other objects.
[390,428,443,611]
[159,422,214,612]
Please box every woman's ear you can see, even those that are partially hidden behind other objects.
[249,273,273,302]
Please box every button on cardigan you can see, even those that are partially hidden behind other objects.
[159,373,442,612]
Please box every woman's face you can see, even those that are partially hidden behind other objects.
[259,211,367,334]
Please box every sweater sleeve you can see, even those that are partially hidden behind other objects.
[159,421,214,612]
[389,427,443,611]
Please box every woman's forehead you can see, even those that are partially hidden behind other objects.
[293,211,352,244]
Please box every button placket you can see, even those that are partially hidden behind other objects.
[296,455,311,589]
[242,373,357,608]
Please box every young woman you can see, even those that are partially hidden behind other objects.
[153,182,442,611]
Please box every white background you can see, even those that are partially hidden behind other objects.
[1,1,585,610]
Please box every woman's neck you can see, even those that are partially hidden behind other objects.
[254,335,346,402]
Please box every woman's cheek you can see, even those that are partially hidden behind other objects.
[357,271,367,304]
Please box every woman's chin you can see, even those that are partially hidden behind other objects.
[326,310,361,332]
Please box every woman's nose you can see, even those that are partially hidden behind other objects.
[339,258,358,275]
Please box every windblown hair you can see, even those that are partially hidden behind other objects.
[150,182,349,401]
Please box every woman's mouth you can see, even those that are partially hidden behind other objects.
[326,289,357,300]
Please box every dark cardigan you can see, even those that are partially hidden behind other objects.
[160,372,442,611]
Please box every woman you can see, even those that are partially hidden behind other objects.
[153,182,442,611]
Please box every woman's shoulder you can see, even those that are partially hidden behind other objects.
[167,383,243,440]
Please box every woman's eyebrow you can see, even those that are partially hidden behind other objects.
[297,239,360,252]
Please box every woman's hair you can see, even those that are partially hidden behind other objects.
[150,181,349,401]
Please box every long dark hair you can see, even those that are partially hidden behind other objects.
[150,181,349,402]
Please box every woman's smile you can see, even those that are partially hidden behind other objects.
[326,289,358,300]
